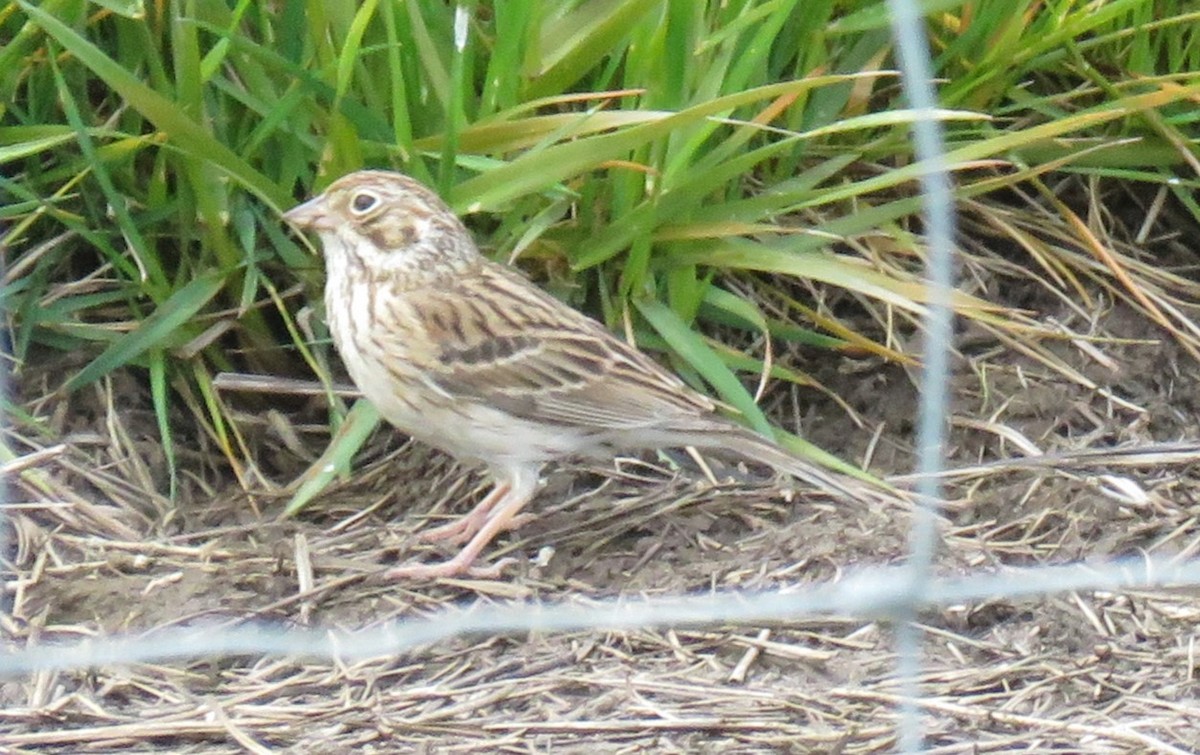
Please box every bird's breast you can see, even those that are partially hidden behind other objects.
[324,268,432,422]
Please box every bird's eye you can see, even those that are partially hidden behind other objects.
[350,191,378,214]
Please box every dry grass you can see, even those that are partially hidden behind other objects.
[6,188,1200,752]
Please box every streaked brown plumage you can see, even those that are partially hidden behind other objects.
[284,170,866,579]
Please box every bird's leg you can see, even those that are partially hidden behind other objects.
[419,483,509,544]
[387,468,540,580]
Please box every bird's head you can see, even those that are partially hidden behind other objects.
[284,170,479,282]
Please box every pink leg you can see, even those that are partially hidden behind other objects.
[419,484,509,544]
[387,467,540,580]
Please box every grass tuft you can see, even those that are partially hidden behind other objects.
[4,0,1199,504]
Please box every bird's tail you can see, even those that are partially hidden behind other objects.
[660,423,888,503]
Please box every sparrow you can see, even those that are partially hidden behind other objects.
[284,170,868,579]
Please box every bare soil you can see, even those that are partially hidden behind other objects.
[5,248,1200,752]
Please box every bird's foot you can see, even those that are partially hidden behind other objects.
[384,556,519,580]
[418,512,537,545]
[419,515,483,544]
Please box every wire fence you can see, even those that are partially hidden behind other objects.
[5,1,1199,752]
[3,556,1197,676]
[886,1,955,747]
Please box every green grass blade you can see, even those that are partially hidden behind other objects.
[284,400,381,516]
[148,354,178,499]
[18,1,286,206]
[62,273,226,394]
[635,297,772,436]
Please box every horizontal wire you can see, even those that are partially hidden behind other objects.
[3,554,1195,676]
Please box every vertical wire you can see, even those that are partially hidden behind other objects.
[885,0,958,750]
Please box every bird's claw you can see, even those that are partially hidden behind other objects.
[383,556,520,581]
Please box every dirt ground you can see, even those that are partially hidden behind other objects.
[6,226,1200,752]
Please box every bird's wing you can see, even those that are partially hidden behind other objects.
[398,262,714,430]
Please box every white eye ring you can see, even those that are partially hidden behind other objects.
[350,191,379,215]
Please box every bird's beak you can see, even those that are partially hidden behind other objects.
[282,195,336,232]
